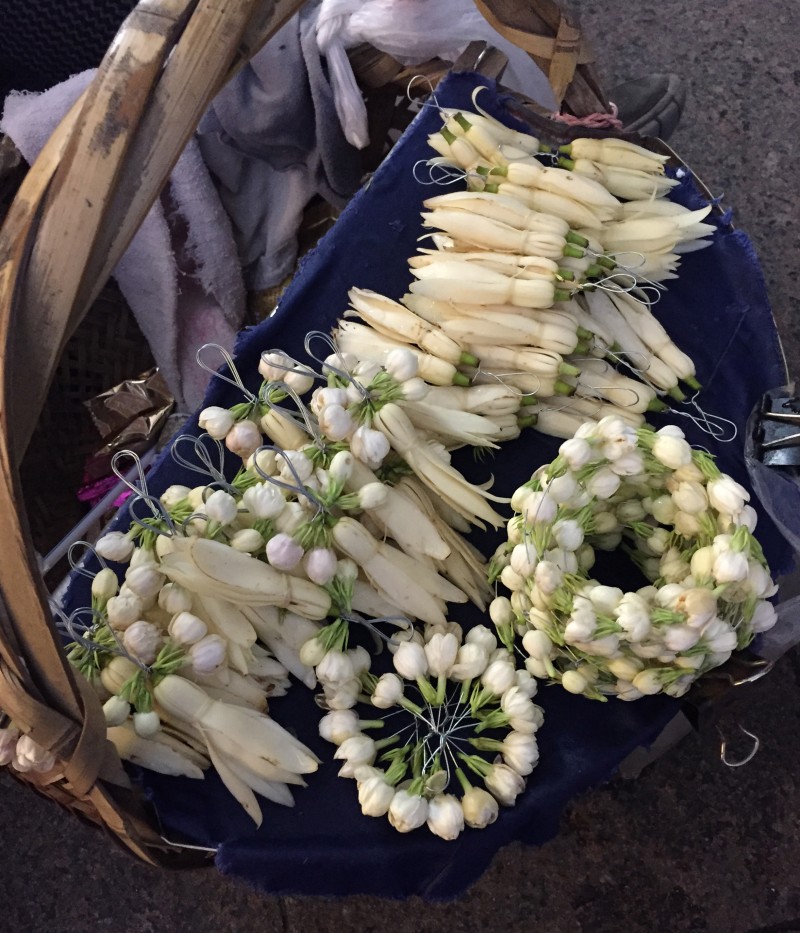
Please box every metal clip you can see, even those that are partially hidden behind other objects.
[717,721,760,768]
[754,392,800,467]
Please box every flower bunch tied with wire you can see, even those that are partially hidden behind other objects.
[490,416,779,701]
[319,623,542,839]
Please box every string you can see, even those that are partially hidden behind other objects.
[668,394,739,443]
[67,541,106,579]
[304,331,371,402]
[110,450,177,534]
[195,343,257,403]
[169,434,235,493]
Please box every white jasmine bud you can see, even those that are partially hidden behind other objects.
[426,793,465,841]
[707,475,750,515]
[95,531,135,563]
[328,450,355,484]
[168,611,207,646]
[334,734,377,777]
[461,786,499,828]
[303,547,338,585]
[299,636,327,667]
[160,484,191,509]
[189,634,227,674]
[204,489,239,525]
[229,528,265,553]
[242,482,285,520]
[133,710,161,738]
[266,532,304,570]
[125,564,165,600]
[522,491,558,525]
[225,419,262,459]
[388,788,429,832]
[424,632,459,678]
[350,425,391,469]
[358,482,390,510]
[317,650,356,687]
[450,643,489,681]
[481,657,516,695]
[393,641,429,680]
[632,669,663,695]
[357,770,396,817]
[123,620,162,665]
[102,695,130,726]
[158,583,192,615]
[586,466,621,500]
[751,600,777,633]
[713,550,749,584]
[534,560,562,596]
[106,592,144,631]
[484,762,526,806]
[371,673,404,709]
[198,406,235,439]
[283,365,316,395]
[544,471,578,503]
[672,481,708,514]
[466,625,498,655]
[559,437,592,470]
[319,709,360,744]
[561,669,588,694]
[323,678,361,710]
[91,568,119,602]
[652,427,692,469]
[400,377,428,402]
[501,731,539,776]
[385,348,419,382]
[14,734,56,774]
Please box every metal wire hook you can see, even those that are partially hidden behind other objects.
[170,434,235,493]
[717,722,760,768]
[195,343,256,403]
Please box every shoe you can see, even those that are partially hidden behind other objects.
[608,73,686,140]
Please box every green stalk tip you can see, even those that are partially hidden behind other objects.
[596,255,616,270]
[563,244,585,260]
[558,144,572,155]
[684,375,702,391]
[483,182,500,194]
[565,231,589,248]
[584,263,603,278]
[557,267,576,281]
[668,384,687,403]
[517,414,537,429]
[460,351,480,367]
[554,380,575,397]
[440,127,457,145]
[558,156,576,171]
[576,326,593,339]
[559,362,581,378]
[454,112,472,132]
[452,371,471,387]
[647,397,669,412]
[475,164,491,176]
[554,288,572,302]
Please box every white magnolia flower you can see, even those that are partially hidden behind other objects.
[242,482,286,520]
[204,489,239,526]
[388,789,429,832]
[426,794,465,841]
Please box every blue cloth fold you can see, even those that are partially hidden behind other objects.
[63,72,796,900]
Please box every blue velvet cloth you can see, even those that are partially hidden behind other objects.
[63,72,795,899]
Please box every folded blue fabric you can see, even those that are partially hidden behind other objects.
[63,71,794,899]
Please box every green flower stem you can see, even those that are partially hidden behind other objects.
[374,735,401,752]
[399,697,425,717]
[411,742,425,780]
[455,767,473,794]
[667,384,687,403]
[357,719,385,731]
[469,736,504,753]
[416,675,438,706]
[385,757,409,786]
[459,678,473,705]
[435,673,447,706]
[407,776,426,797]
[457,751,492,779]
[474,709,510,734]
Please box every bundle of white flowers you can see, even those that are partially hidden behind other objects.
[0,723,57,776]
[490,416,778,700]
[318,623,543,839]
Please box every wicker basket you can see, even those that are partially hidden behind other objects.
[0,0,613,866]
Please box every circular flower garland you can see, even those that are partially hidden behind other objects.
[318,623,543,839]
[489,417,778,701]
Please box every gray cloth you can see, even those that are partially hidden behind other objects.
[197,4,362,291]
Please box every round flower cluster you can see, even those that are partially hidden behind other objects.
[0,723,57,775]
[319,623,543,839]
[490,417,778,700]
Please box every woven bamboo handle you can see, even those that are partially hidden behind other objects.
[0,0,304,862]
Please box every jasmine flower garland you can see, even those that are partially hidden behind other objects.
[490,416,778,701]
[318,623,543,839]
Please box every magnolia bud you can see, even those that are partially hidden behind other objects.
[266,532,304,570]
[160,484,191,510]
[358,482,389,510]
[102,695,130,726]
[133,710,161,738]
[242,482,286,520]
[106,592,144,631]
[303,547,338,585]
[158,583,192,615]
[350,425,390,469]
